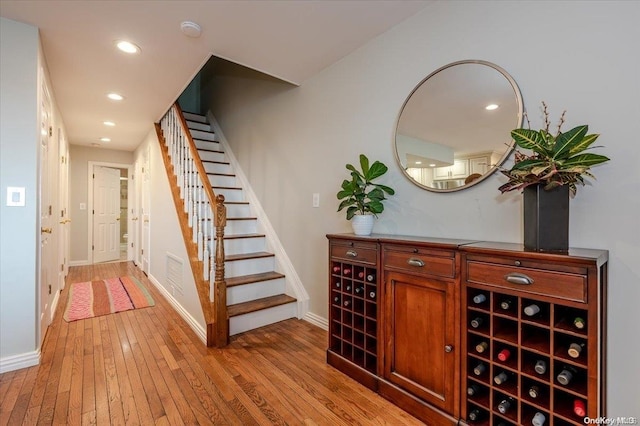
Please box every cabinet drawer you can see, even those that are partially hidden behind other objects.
[331,242,377,265]
[466,261,587,303]
[383,246,455,278]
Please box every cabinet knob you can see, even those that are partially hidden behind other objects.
[346,250,358,257]
[444,345,453,353]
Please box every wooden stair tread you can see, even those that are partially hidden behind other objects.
[197,148,224,153]
[226,271,285,288]
[202,160,230,165]
[207,233,265,242]
[212,185,242,190]
[227,294,296,317]
[206,172,235,177]
[225,251,274,261]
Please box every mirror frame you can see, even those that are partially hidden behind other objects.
[394,59,524,193]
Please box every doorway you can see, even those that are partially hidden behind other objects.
[88,161,132,264]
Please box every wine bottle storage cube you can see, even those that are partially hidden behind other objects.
[328,239,379,382]
[462,275,604,426]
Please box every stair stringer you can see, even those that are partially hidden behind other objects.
[206,112,310,320]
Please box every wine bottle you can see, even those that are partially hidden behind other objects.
[345,284,352,292]
[528,385,540,399]
[470,317,484,328]
[493,371,509,385]
[497,398,514,414]
[568,342,585,358]
[333,296,340,304]
[473,362,486,376]
[497,348,511,362]
[500,298,513,310]
[366,273,376,282]
[467,384,481,396]
[557,366,577,386]
[355,286,364,294]
[369,291,376,299]
[524,303,541,316]
[343,300,350,308]
[532,411,547,426]
[475,341,489,353]
[334,281,341,288]
[343,267,352,276]
[357,271,365,279]
[473,294,487,304]
[573,399,586,417]
[534,359,547,375]
[573,316,586,330]
[332,265,341,273]
[468,409,481,421]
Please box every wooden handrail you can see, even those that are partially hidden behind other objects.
[156,104,229,347]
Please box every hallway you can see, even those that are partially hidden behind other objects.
[0,262,422,425]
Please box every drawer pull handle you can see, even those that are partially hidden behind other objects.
[504,272,534,285]
[407,258,425,267]
[444,345,453,353]
[346,250,358,257]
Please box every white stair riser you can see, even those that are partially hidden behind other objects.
[224,203,251,217]
[229,302,297,336]
[186,121,211,132]
[194,139,221,151]
[224,219,257,235]
[227,278,286,305]
[183,112,207,123]
[203,162,233,175]
[199,150,226,163]
[225,256,274,277]
[208,174,236,187]
[190,129,217,141]
[216,236,265,255]
[214,187,243,202]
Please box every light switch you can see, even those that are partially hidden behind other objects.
[6,187,25,207]
[80,203,86,210]
[312,193,320,208]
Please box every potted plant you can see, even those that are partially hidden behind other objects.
[499,102,610,252]
[337,154,395,236]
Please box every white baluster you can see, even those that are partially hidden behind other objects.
[203,202,210,281]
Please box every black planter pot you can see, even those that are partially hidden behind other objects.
[523,184,570,252]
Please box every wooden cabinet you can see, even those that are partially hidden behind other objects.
[326,235,608,426]
[381,243,460,419]
[460,242,608,426]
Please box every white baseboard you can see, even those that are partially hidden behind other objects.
[0,350,40,374]
[206,112,310,319]
[303,311,328,330]
[147,273,207,345]
[69,260,89,267]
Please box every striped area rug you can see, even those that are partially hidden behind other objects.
[63,276,155,322]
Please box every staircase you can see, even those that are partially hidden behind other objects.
[158,105,298,345]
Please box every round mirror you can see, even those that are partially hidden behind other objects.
[394,60,523,192]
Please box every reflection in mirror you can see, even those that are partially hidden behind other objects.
[395,60,523,192]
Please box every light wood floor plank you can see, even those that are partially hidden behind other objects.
[0,261,424,425]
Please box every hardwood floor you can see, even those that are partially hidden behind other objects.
[0,262,423,425]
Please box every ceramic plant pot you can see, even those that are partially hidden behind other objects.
[351,214,375,236]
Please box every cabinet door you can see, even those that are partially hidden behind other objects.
[383,271,457,413]
[433,165,452,179]
[451,159,469,178]
[469,156,489,175]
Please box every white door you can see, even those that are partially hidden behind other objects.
[93,166,121,263]
[58,130,69,289]
[141,147,150,273]
[39,82,54,345]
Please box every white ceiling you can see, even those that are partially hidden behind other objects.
[0,0,430,151]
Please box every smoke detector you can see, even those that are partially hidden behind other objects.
[181,21,202,38]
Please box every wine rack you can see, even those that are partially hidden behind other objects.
[327,238,379,390]
[461,246,607,426]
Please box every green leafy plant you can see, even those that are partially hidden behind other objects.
[499,102,610,197]
[337,154,395,220]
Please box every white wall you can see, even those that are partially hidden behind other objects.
[68,145,133,263]
[0,18,40,365]
[204,1,640,415]
[135,129,206,335]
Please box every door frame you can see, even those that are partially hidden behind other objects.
[87,161,133,264]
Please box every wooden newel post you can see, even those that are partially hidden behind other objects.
[214,194,229,346]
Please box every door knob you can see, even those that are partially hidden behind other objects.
[116,218,120,221]
[41,227,52,234]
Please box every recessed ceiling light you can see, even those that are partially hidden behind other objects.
[429,163,437,167]
[100,137,111,142]
[107,93,124,101]
[116,40,140,54]
[103,121,115,126]
[485,104,499,111]
[415,161,422,165]
[181,21,202,38]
